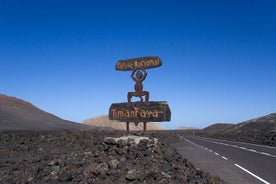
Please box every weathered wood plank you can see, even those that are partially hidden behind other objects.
[109,101,171,122]
[116,56,162,71]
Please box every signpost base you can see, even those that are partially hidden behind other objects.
[125,122,148,134]
[143,122,147,132]
[126,122,129,133]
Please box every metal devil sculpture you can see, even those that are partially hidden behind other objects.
[109,56,171,133]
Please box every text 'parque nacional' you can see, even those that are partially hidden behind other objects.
[116,56,162,71]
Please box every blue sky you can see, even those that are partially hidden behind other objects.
[1,0,276,129]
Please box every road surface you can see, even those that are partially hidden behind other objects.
[173,133,276,184]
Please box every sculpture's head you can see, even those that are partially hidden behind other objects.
[136,71,143,79]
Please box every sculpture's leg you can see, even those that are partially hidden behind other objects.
[145,91,149,102]
[127,92,132,105]
[143,91,150,105]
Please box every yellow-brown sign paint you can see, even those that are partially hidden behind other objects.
[116,56,162,71]
[109,101,170,122]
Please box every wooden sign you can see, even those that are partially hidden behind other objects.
[116,56,162,71]
[109,101,171,122]
[110,56,171,132]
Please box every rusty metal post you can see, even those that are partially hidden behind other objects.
[126,122,130,134]
[143,122,147,132]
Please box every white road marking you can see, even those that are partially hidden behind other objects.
[199,136,276,150]
[214,152,219,156]
[260,152,271,156]
[185,138,198,146]
[193,137,276,159]
[221,156,228,160]
[235,164,270,184]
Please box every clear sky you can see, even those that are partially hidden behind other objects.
[1,0,276,129]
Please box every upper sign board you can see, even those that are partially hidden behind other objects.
[116,56,162,71]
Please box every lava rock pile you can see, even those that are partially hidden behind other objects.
[0,130,222,183]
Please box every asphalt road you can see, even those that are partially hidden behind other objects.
[173,133,276,184]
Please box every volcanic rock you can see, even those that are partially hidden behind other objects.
[0,130,223,183]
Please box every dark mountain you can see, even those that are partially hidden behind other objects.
[202,113,276,133]
[199,113,276,146]
[203,123,235,132]
[225,113,276,133]
[176,126,199,131]
[0,94,94,130]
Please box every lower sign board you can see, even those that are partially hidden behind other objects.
[109,101,171,122]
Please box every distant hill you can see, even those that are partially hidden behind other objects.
[203,113,276,133]
[203,123,234,132]
[176,126,199,131]
[199,113,276,146]
[225,113,276,133]
[0,94,94,130]
[82,115,165,131]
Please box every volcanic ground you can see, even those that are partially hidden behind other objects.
[0,130,223,184]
